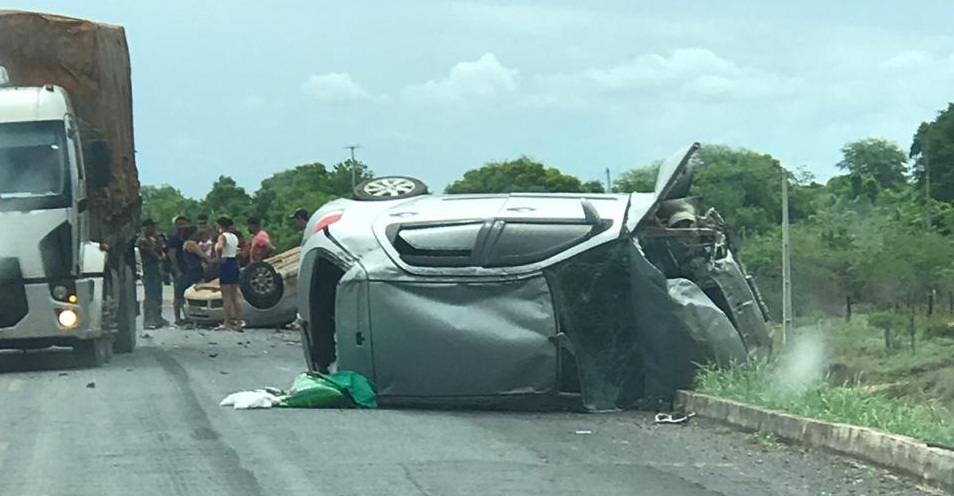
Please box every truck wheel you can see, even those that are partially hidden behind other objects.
[240,261,284,309]
[353,176,427,201]
[74,337,110,368]
[113,266,137,354]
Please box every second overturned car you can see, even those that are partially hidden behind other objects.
[291,143,772,411]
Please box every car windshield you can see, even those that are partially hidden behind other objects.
[0,120,69,200]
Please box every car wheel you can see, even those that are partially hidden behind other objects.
[239,261,284,309]
[353,176,428,201]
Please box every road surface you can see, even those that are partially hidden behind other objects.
[0,312,938,495]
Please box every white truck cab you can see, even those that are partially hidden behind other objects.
[0,74,124,365]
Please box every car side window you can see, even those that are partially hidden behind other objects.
[390,222,485,267]
[483,223,593,267]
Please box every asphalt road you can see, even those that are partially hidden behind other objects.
[0,312,940,495]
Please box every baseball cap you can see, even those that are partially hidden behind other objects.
[141,218,157,227]
[290,208,309,220]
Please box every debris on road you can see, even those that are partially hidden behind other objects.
[654,412,696,425]
[208,353,219,358]
[575,430,593,435]
[219,371,377,410]
[141,333,152,339]
[220,390,281,409]
[86,382,96,389]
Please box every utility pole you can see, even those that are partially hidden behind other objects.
[605,168,612,193]
[781,178,793,348]
[344,144,360,189]
[924,143,931,232]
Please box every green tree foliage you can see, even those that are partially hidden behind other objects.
[837,138,908,191]
[911,103,954,201]
[613,161,660,193]
[444,156,598,194]
[141,185,203,232]
[204,176,254,222]
[688,145,812,238]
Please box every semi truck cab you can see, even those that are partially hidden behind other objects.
[0,70,132,365]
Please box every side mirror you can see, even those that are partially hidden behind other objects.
[86,139,112,188]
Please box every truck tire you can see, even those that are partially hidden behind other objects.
[74,337,110,368]
[113,265,137,354]
[353,176,428,201]
[240,261,284,310]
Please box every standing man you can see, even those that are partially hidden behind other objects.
[247,217,274,263]
[290,208,309,231]
[196,214,209,230]
[137,219,168,329]
[287,209,310,332]
[164,215,190,326]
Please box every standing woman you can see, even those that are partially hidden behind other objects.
[214,217,246,330]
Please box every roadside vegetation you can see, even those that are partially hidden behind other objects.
[696,315,954,447]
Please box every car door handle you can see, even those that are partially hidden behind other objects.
[355,332,366,346]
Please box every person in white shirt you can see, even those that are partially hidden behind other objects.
[214,216,245,331]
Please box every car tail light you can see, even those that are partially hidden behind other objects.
[313,211,344,234]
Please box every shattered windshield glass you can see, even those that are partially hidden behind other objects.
[0,120,69,202]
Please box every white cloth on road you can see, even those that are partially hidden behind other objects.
[219,390,281,409]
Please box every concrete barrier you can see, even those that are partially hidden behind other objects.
[677,391,954,492]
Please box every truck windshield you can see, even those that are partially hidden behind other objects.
[0,120,70,210]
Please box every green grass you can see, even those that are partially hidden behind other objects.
[695,354,954,447]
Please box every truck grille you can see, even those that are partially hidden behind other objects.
[0,258,29,328]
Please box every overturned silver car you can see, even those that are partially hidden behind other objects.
[295,143,772,411]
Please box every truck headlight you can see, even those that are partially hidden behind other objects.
[58,309,79,328]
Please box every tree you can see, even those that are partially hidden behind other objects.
[689,144,810,237]
[581,180,606,193]
[911,103,954,201]
[326,160,375,197]
[444,156,595,194]
[613,161,660,193]
[836,138,908,191]
[204,176,254,222]
[141,185,202,232]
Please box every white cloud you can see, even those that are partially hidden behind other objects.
[403,53,519,103]
[539,48,795,104]
[301,72,372,101]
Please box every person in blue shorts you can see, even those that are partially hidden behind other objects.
[214,216,245,331]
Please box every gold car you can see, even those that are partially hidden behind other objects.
[183,247,301,327]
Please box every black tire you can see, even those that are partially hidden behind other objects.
[113,265,137,354]
[240,261,284,310]
[353,176,428,201]
[75,337,109,368]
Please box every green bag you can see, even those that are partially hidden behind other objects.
[279,371,377,409]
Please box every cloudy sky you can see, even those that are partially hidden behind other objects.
[7,1,954,198]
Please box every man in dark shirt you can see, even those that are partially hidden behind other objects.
[138,219,168,329]
[290,208,309,231]
[164,215,190,326]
